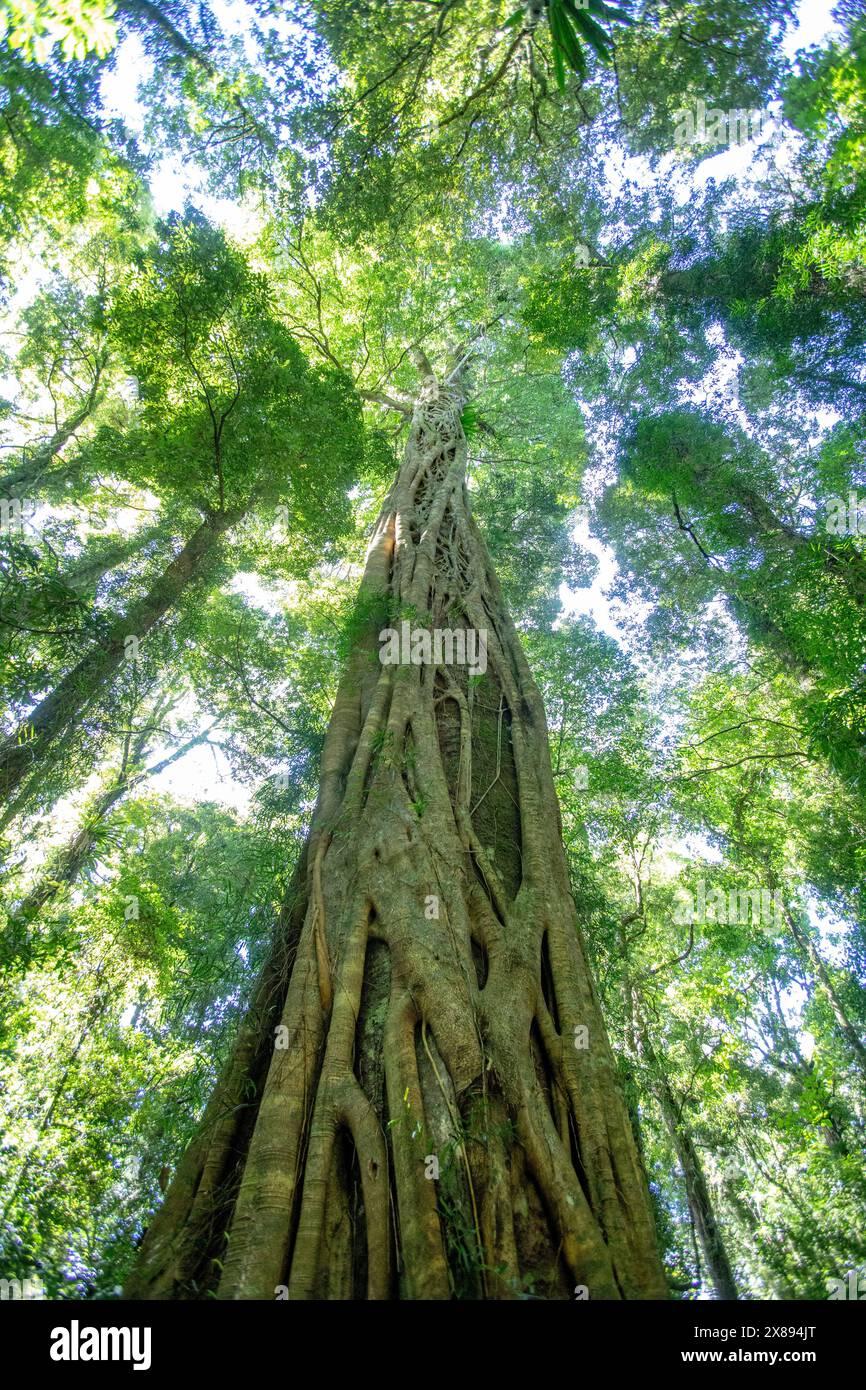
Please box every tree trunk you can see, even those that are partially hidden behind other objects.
[61,523,168,595]
[0,506,242,819]
[125,358,667,1301]
[782,901,866,1081]
[638,1021,737,1300]
[1,715,212,971]
[0,354,107,498]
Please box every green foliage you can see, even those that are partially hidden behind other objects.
[544,0,627,91]
[1,0,117,63]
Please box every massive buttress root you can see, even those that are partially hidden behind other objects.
[125,355,668,1301]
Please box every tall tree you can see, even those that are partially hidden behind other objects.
[126,346,668,1300]
[0,215,362,817]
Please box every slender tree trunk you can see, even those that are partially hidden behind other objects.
[0,982,111,1223]
[0,356,107,498]
[781,901,866,1080]
[0,506,242,817]
[638,1020,738,1300]
[61,523,168,595]
[1,716,212,971]
[731,479,866,607]
[126,358,667,1301]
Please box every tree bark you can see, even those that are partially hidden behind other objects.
[125,360,667,1301]
[60,523,168,595]
[638,1019,737,1300]
[781,901,866,1081]
[1,714,213,972]
[0,353,107,498]
[0,506,242,819]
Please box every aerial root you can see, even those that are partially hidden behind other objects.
[311,831,333,1014]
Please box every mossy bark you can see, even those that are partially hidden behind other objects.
[126,360,667,1301]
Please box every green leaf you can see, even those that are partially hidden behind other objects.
[587,0,632,23]
[549,2,585,83]
[565,5,614,63]
[550,30,568,91]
